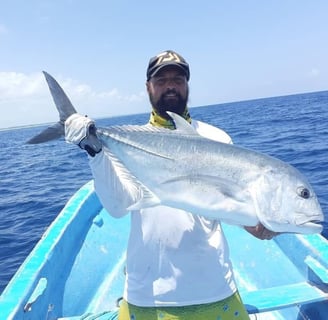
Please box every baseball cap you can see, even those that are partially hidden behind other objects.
[146,50,190,81]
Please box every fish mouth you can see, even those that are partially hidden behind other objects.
[295,212,324,225]
[298,220,324,233]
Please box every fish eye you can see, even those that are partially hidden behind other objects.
[297,187,311,199]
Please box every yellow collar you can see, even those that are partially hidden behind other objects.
[149,108,191,129]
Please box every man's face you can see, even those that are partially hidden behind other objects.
[146,67,189,116]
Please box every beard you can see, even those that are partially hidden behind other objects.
[149,88,189,117]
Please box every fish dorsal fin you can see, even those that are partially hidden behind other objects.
[166,112,199,135]
[106,150,161,211]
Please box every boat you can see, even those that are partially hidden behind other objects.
[1,180,328,320]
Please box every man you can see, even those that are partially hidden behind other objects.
[65,50,276,319]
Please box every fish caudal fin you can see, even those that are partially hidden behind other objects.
[26,71,78,144]
[42,71,77,122]
[26,122,64,144]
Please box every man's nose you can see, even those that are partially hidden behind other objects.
[165,77,179,88]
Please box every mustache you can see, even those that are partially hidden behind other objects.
[149,87,189,116]
[162,89,179,97]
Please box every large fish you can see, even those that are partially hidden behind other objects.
[28,71,324,234]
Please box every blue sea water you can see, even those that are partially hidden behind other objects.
[0,90,327,294]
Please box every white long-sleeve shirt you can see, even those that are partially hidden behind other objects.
[89,120,237,306]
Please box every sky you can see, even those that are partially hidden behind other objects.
[0,0,327,128]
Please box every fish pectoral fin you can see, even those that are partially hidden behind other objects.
[106,150,161,211]
[163,174,250,202]
[160,174,258,225]
[162,174,255,211]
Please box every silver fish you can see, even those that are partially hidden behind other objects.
[28,71,324,234]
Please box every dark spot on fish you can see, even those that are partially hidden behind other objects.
[298,187,311,199]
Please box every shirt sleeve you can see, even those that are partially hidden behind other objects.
[88,148,138,218]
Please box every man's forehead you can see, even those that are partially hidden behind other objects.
[153,66,185,77]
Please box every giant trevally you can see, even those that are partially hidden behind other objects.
[27,71,324,234]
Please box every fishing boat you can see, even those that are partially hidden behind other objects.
[1,180,328,320]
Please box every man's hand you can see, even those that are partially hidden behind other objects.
[244,223,279,240]
[65,113,102,157]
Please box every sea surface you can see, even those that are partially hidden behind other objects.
[0,90,327,294]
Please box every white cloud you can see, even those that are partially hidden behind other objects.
[0,72,148,129]
[0,72,45,97]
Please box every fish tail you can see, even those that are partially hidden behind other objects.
[26,71,77,144]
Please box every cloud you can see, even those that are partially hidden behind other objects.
[0,72,45,98]
[0,72,147,128]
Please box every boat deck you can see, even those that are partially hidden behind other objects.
[1,181,328,319]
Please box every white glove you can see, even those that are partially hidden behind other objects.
[65,113,102,157]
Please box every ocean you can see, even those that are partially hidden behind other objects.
[0,90,327,294]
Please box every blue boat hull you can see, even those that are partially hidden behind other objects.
[1,181,328,319]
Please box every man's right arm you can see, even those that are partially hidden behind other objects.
[65,114,133,218]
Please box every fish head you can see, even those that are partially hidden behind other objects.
[254,164,324,234]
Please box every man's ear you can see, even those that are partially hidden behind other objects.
[146,81,151,94]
